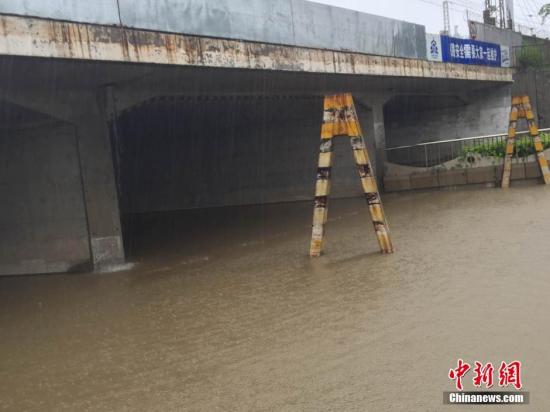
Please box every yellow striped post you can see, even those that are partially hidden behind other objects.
[502,95,550,187]
[310,93,393,257]
[501,104,517,189]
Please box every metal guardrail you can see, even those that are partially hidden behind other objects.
[385,128,550,168]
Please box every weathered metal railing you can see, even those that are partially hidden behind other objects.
[385,128,550,168]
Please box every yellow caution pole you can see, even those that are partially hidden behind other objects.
[310,93,394,257]
[502,95,550,187]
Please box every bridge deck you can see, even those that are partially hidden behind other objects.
[0,15,513,83]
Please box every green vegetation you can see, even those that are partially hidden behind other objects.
[516,46,546,68]
[461,133,550,159]
[540,4,550,23]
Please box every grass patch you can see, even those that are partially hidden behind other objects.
[462,133,550,159]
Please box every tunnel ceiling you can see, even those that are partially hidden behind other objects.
[116,95,324,128]
[385,95,467,116]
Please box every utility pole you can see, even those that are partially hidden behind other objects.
[483,0,513,29]
[442,1,451,36]
[484,0,496,26]
[498,0,506,28]
[505,0,514,29]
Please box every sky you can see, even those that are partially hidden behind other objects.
[312,0,550,38]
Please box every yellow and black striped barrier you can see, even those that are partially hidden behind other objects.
[502,95,550,188]
[310,93,394,257]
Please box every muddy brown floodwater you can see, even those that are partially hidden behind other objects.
[1,183,550,411]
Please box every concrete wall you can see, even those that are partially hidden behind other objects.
[115,97,368,213]
[531,70,550,128]
[513,68,538,119]
[469,21,522,49]
[120,0,426,59]
[119,0,295,47]
[514,68,550,128]
[385,85,512,148]
[0,123,91,275]
[0,0,427,59]
[288,1,425,58]
[384,161,544,192]
[0,0,120,25]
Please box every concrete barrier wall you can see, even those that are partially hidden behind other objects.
[385,85,511,148]
[288,0,425,58]
[120,0,426,59]
[384,161,543,192]
[119,0,296,47]
[0,0,427,59]
[0,124,91,275]
[0,0,120,26]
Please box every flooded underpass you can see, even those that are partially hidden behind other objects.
[1,184,550,411]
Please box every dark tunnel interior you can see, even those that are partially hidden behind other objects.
[109,96,368,258]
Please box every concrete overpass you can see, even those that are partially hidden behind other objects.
[0,0,514,275]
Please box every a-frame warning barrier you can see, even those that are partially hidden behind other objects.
[309,93,394,257]
[502,95,550,188]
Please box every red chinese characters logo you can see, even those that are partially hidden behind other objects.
[449,359,470,391]
[499,361,522,390]
[448,360,522,391]
[473,362,494,388]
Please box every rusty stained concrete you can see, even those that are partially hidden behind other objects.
[0,15,513,82]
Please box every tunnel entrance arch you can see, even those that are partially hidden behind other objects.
[109,94,369,259]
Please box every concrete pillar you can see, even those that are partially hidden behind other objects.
[356,95,390,187]
[355,105,378,179]
[0,86,125,271]
[372,103,387,161]
[70,108,125,270]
